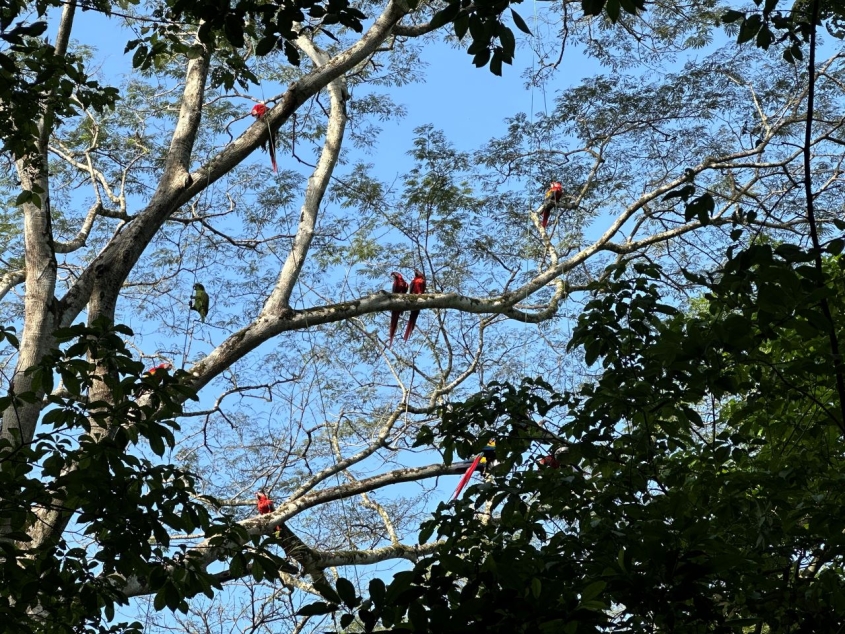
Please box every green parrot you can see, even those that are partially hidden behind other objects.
[191,283,209,322]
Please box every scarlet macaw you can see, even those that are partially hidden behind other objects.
[388,272,409,347]
[537,454,560,469]
[190,283,209,322]
[541,181,563,229]
[257,489,282,533]
[145,362,172,380]
[451,441,496,499]
[250,103,278,173]
[135,362,172,397]
[403,270,426,342]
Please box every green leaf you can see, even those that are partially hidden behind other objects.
[454,13,469,40]
[721,9,745,23]
[756,25,773,49]
[255,35,278,56]
[499,26,516,58]
[510,9,532,35]
[582,0,606,17]
[296,601,337,617]
[369,578,386,608]
[737,14,763,44]
[580,580,606,601]
[336,577,359,608]
[430,2,460,30]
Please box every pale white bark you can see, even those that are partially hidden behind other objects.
[53,201,101,253]
[59,0,413,327]
[0,270,25,304]
[0,0,78,447]
[263,34,348,315]
[312,539,443,568]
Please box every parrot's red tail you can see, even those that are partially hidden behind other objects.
[452,454,482,499]
[389,310,402,347]
[403,310,419,341]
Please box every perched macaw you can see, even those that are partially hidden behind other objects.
[452,440,496,499]
[145,362,172,383]
[541,181,563,229]
[403,270,426,342]
[135,362,173,397]
[537,454,560,469]
[388,272,409,347]
[250,103,278,173]
[190,283,209,322]
[257,489,282,533]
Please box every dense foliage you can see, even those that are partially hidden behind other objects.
[3,0,845,631]
[327,236,845,631]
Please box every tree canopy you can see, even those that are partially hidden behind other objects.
[1,0,844,631]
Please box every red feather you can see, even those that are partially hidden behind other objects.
[452,454,482,499]
[541,182,563,229]
[403,270,426,342]
[256,492,275,514]
[250,103,277,173]
[388,272,409,347]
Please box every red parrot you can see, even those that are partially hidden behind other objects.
[541,181,563,229]
[402,269,426,342]
[451,454,482,499]
[256,489,282,533]
[537,454,560,469]
[388,272,409,347]
[146,362,172,379]
[136,362,172,394]
[250,103,277,173]
[451,441,496,499]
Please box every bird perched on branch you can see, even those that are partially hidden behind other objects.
[540,181,564,229]
[256,489,282,534]
[388,272,409,347]
[250,103,278,173]
[452,440,496,499]
[403,270,426,342]
[190,283,209,322]
[135,362,173,398]
[145,362,172,381]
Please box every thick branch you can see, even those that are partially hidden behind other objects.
[119,462,464,598]
[263,34,348,314]
[59,0,412,327]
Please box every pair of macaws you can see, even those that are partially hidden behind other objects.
[541,181,564,229]
[250,103,277,173]
[388,270,426,347]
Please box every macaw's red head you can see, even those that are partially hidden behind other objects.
[411,270,426,293]
[537,454,560,469]
[548,182,563,193]
[256,490,274,514]
[148,362,172,375]
[251,103,268,118]
[390,272,408,293]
